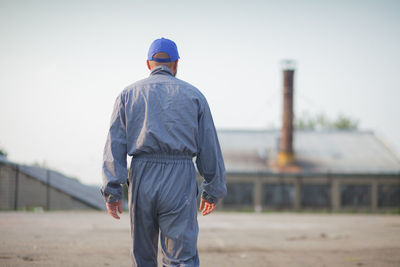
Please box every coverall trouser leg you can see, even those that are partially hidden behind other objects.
[128,155,199,267]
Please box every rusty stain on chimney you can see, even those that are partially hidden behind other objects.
[278,60,295,166]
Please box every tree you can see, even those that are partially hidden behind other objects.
[0,148,8,158]
[295,112,359,130]
[331,114,359,130]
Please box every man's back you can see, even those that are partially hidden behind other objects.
[122,65,205,157]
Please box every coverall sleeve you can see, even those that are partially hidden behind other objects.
[196,99,227,202]
[101,93,128,203]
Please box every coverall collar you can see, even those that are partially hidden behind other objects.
[150,65,174,76]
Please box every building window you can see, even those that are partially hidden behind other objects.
[341,184,371,207]
[223,183,253,206]
[263,184,295,209]
[301,184,331,208]
[378,185,400,207]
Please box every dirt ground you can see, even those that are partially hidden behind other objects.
[0,211,399,267]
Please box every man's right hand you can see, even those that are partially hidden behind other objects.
[106,200,122,219]
[199,198,216,216]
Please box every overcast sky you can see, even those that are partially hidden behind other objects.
[1,0,399,185]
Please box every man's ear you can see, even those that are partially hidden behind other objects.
[173,60,178,72]
[147,60,151,70]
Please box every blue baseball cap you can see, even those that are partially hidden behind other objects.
[147,37,180,63]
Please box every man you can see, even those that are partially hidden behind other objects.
[101,37,227,266]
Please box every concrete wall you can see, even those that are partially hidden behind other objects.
[0,164,13,210]
[0,164,94,210]
[210,173,400,212]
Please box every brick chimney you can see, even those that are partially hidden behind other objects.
[278,61,295,166]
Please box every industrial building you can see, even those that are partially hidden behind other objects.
[216,64,400,212]
[0,156,104,211]
[217,129,400,212]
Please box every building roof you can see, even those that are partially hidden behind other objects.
[218,129,400,174]
[0,157,105,210]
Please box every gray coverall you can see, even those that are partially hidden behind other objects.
[101,65,227,266]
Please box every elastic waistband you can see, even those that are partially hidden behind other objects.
[132,154,193,162]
